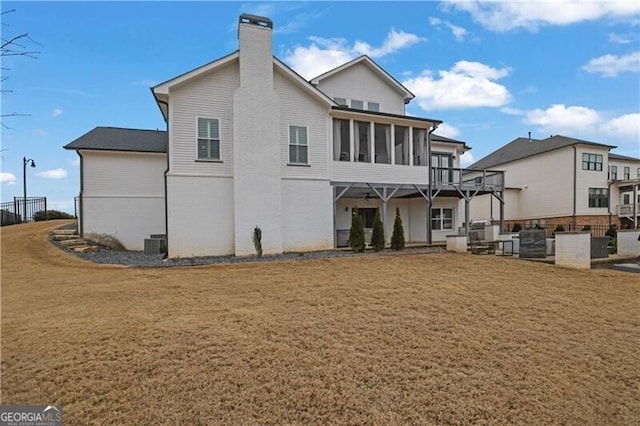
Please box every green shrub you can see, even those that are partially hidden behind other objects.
[511,223,522,233]
[253,226,262,257]
[33,210,75,221]
[390,207,405,251]
[349,208,365,253]
[552,224,565,236]
[370,210,385,252]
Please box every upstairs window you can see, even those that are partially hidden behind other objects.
[609,165,617,180]
[582,153,602,171]
[368,102,380,112]
[289,126,308,164]
[588,188,608,208]
[197,118,220,160]
[394,125,409,165]
[354,121,371,162]
[624,166,630,180]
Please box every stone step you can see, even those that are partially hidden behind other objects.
[59,239,87,248]
[72,245,98,253]
[52,234,80,241]
[52,229,78,236]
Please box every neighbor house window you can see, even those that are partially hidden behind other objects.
[582,153,603,171]
[368,102,380,112]
[334,97,347,106]
[394,125,409,165]
[588,188,608,208]
[333,119,350,161]
[289,126,308,164]
[609,165,617,180]
[374,123,391,164]
[197,118,220,160]
[624,166,630,180]
[623,194,630,204]
[351,99,364,110]
[354,121,371,162]
[431,208,453,230]
[637,168,640,179]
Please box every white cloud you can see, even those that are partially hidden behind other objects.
[429,16,468,41]
[609,32,635,44]
[582,51,640,77]
[284,29,424,79]
[524,104,639,145]
[36,168,68,179]
[70,157,80,167]
[403,61,511,110]
[435,122,460,139]
[449,0,640,32]
[51,108,63,117]
[459,151,475,168]
[0,172,17,185]
[500,106,525,116]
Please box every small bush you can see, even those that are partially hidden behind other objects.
[390,207,405,251]
[511,223,522,233]
[582,225,591,231]
[33,210,75,221]
[552,224,565,236]
[370,210,385,252]
[253,226,263,257]
[605,226,617,239]
[349,208,365,253]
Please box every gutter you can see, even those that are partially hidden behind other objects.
[572,145,577,227]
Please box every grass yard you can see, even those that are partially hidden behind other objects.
[1,221,639,424]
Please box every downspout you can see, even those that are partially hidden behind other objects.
[77,151,84,235]
[607,179,615,230]
[572,145,577,228]
[158,99,170,258]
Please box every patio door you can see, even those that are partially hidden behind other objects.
[432,153,453,184]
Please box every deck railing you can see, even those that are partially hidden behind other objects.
[618,203,639,217]
[431,167,505,192]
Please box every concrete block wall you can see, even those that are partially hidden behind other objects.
[446,235,467,253]
[616,230,640,256]
[555,232,590,269]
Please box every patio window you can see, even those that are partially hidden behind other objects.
[582,153,603,171]
[333,119,350,161]
[354,121,371,162]
[374,123,391,164]
[413,128,427,166]
[197,118,220,160]
[394,125,409,165]
[588,188,608,208]
[289,126,308,164]
[431,208,453,230]
[624,166,630,180]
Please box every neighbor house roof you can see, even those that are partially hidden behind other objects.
[608,152,640,162]
[64,127,168,153]
[469,135,616,170]
[431,133,471,152]
[310,55,415,104]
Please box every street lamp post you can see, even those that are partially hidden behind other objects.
[23,157,36,222]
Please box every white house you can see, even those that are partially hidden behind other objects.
[468,134,640,231]
[65,14,504,257]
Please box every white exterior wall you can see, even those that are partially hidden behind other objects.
[469,189,520,222]
[274,68,330,179]
[233,22,283,256]
[81,150,166,250]
[169,61,238,176]
[281,179,333,251]
[315,62,406,114]
[575,145,610,217]
[166,175,234,257]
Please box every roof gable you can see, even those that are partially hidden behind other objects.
[310,55,414,103]
[470,135,616,170]
[64,127,167,153]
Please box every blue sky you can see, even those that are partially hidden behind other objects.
[1,1,639,213]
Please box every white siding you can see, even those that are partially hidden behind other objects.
[169,60,239,176]
[470,189,521,222]
[166,175,234,257]
[281,179,333,251]
[332,161,431,185]
[275,68,330,180]
[575,145,610,216]
[81,150,166,250]
[315,62,406,114]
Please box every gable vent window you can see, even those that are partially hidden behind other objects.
[197,118,220,160]
[368,102,380,112]
[289,126,308,165]
[351,100,364,110]
[334,97,348,106]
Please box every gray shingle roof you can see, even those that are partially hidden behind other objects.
[64,127,167,153]
[609,152,640,162]
[469,135,616,170]
[431,133,471,151]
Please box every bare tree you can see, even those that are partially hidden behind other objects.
[1,9,41,128]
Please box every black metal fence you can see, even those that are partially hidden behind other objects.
[0,197,47,226]
[501,223,614,238]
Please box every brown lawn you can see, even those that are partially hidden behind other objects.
[1,221,639,425]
